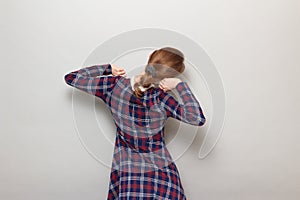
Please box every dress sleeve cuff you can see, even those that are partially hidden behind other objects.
[104,63,113,75]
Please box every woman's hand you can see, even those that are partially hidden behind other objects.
[159,78,182,92]
[111,63,127,77]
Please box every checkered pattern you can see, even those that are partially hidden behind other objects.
[64,64,206,199]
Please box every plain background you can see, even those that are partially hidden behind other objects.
[1,0,299,199]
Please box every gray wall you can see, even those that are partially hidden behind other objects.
[1,0,299,199]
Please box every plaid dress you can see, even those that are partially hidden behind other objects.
[64,64,206,199]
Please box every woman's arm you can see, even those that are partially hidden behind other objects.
[64,63,122,104]
[159,81,206,126]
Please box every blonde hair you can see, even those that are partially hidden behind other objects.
[133,47,185,98]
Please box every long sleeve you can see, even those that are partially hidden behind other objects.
[159,81,206,126]
[64,63,122,104]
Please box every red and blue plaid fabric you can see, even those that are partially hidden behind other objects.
[64,64,206,199]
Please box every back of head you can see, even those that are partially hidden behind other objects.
[134,47,185,98]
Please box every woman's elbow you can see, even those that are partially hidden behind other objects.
[192,115,206,126]
[185,112,206,126]
[197,116,206,126]
[64,73,76,86]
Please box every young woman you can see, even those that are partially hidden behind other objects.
[64,47,206,199]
